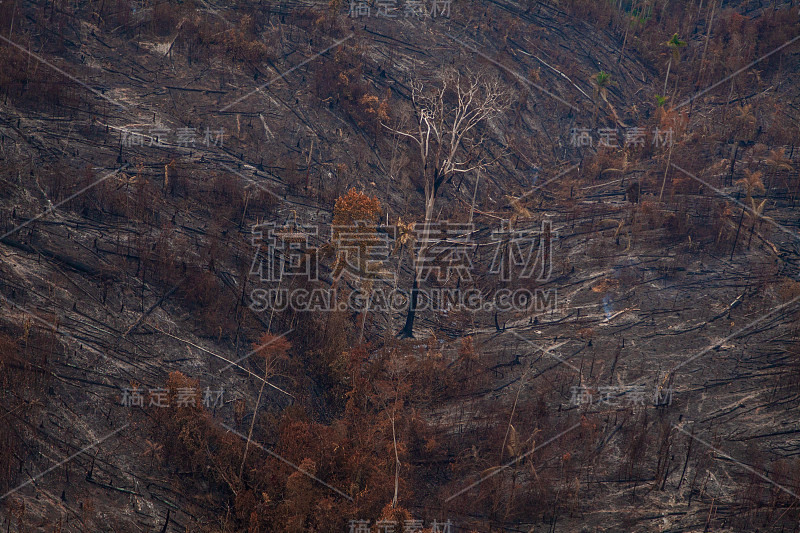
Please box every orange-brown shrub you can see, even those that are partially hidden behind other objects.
[315,47,391,136]
[150,372,244,491]
[224,15,273,65]
[582,149,624,182]
[332,188,381,226]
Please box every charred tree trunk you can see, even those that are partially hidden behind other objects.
[398,276,419,338]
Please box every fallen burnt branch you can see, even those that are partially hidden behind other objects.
[0,236,100,276]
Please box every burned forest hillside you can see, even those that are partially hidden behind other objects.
[1,0,800,531]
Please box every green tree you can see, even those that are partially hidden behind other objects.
[663,33,686,96]
[591,71,613,127]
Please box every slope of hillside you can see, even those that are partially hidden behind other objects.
[1,0,799,531]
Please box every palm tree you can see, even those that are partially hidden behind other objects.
[663,33,686,96]
[736,169,765,214]
[618,0,651,64]
[727,105,757,185]
[592,71,612,127]
[764,147,794,193]
[730,169,765,256]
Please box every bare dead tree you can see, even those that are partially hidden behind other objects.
[384,69,508,338]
